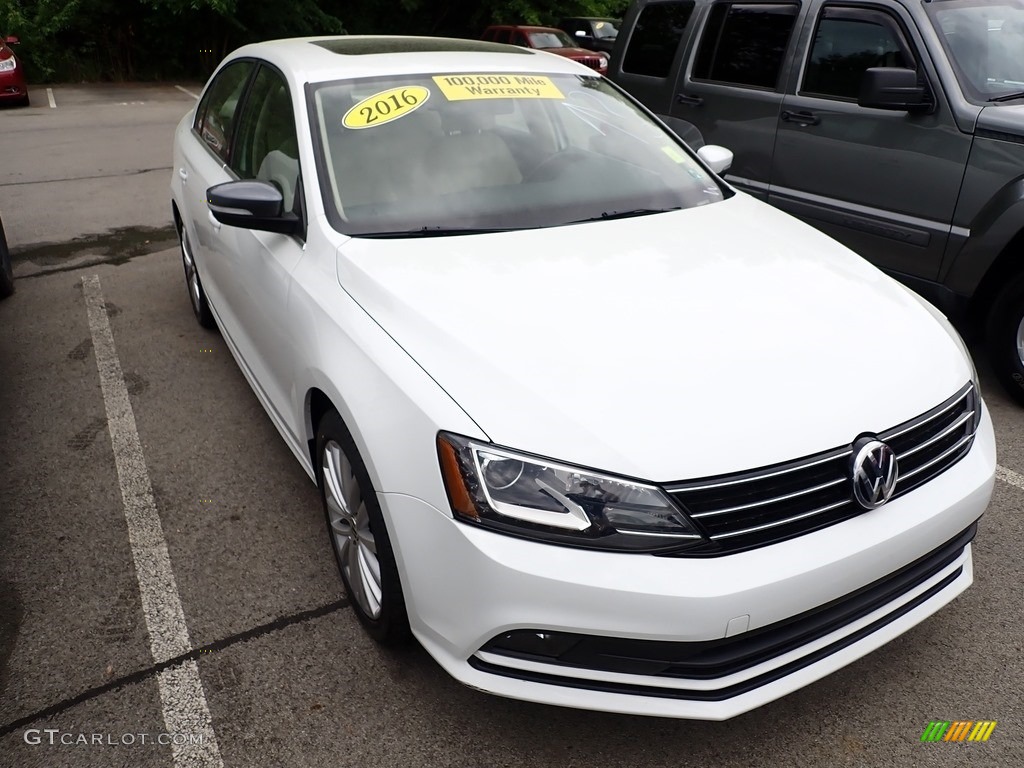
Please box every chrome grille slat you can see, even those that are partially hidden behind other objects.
[881,388,970,442]
[895,410,973,461]
[897,433,975,483]
[690,477,846,518]
[711,500,852,539]
[665,449,851,493]
[667,383,978,555]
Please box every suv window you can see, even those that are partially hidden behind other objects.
[693,3,800,88]
[231,65,300,212]
[493,29,512,44]
[803,7,915,99]
[194,60,254,163]
[622,1,696,77]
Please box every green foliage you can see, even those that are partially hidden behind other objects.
[0,0,629,83]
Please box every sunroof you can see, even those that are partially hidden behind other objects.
[311,38,533,56]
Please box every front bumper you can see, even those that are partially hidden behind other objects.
[382,407,995,719]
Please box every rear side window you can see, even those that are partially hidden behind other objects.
[194,60,254,162]
[693,3,799,88]
[623,1,697,77]
[803,7,915,99]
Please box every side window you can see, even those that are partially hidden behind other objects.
[512,31,530,47]
[803,7,915,99]
[693,3,800,88]
[194,60,254,163]
[565,21,588,37]
[623,1,697,77]
[231,66,301,213]
[494,29,512,44]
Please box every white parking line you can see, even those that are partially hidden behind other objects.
[997,464,1024,492]
[175,85,199,99]
[46,87,56,108]
[82,275,223,767]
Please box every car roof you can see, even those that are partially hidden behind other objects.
[226,35,589,83]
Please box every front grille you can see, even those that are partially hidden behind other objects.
[665,383,978,555]
[576,56,604,70]
[472,524,975,700]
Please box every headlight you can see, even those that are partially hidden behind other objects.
[437,432,704,552]
[0,58,16,72]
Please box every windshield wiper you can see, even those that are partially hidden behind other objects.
[567,207,682,225]
[357,226,515,239]
[988,91,1024,103]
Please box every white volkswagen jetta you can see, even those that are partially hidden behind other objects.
[170,36,996,720]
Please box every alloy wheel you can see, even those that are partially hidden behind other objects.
[322,440,382,619]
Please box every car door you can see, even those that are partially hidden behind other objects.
[178,59,255,318]
[673,1,805,199]
[612,0,700,133]
[769,0,971,279]
[217,63,306,437]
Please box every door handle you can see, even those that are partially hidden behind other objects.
[178,168,188,182]
[676,92,704,106]
[780,110,821,126]
[207,211,222,230]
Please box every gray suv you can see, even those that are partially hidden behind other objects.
[610,0,1024,405]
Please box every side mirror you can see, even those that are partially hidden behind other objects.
[574,30,589,38]
[697,144,733,175]
[207,180,299,235]
[5,36,19,45]
[858,67,929,111]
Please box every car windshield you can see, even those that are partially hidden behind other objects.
[310,72,725,237]
[593,20,619,39]
[927,0,1024,101]
[528,31,576,48]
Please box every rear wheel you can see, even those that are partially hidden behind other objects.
[0,216,14,299]
[315,410,410,645]
[986,271,1024,406]
[18,93,29,108]
[176,216,215,329]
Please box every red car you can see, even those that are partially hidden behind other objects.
[0,36,28,107]
[481,25,608,73]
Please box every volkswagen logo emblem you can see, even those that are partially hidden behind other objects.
[850,438,898,509]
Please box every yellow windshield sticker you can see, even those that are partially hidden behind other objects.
[432,74,564,101]
[343,86,430,129]
[661,145,687,163]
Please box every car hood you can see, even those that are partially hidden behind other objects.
[335,195,972,481]
[977,103,1024,138]
[547,47,599,58]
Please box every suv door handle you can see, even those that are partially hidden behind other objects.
[178,167,188,183]
[780,110,821,126]
[676,92,704,106]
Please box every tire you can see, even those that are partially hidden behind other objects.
[315,410,411,645]
[19,93,29,108]
[176,216,215,329]
[0,216,14,299]
[986,271,1024,407]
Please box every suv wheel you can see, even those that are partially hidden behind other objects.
[986,272,1024,406]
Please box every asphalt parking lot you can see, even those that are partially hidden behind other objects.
[2,83,1024,768]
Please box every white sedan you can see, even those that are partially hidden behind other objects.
[170,36,996,720]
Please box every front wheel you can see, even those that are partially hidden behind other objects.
[176,217,215,329]
[986,271,1024,406]
[316,410,410,645]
